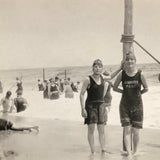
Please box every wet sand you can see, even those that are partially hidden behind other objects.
[0,84,160,160]
[0,115,160,160]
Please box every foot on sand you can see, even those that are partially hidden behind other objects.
[121,151,133,159]
[133,151,145,157]
[101,149,111,154]
[0,152,5,160]
[31,126,39,132]
[3,150,18,157]
[127,153,133,160]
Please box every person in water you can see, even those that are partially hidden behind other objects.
[113,52,148,157]
[80,59,123,154]
[16,77,23,93]
[14,90,28,112]
[37,79,44,91]
[0,80,3,94]
[0,91,15,113]
[48,78,59,100]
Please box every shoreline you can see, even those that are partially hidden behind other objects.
[0,116,160,160]
[1,85,160,130]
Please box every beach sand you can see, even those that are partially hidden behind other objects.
[0,117,160,160]
[0,85,160,160]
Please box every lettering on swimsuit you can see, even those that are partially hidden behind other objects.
[124,80,138,88]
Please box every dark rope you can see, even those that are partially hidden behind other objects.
[133,40,160,65]
[120,34,160,65]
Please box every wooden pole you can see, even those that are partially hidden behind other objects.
[122,0,134,60]
[121,0,134,151]
[43,68,45,81]
[65,70,67,80]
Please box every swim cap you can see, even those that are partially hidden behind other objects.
[126,52,136,61]
[92,59,103,67]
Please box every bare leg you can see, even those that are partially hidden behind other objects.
[132,127,140,155]
[88,124,95,153]
[10,126,39,132]
[124,126,132,157]
[97,124,106,152]
[0,146,5,160]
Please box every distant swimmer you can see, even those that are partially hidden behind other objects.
[0,80,3,93]
[0,118,39,132]
[38,79,44,91]
[48,78,59,100]
[64,80,74,98]
[14,90,28,112]
[59,79,64,93]
[0,91,15,113]
[16,77,23,93]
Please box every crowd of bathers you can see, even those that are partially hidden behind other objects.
[37,77,80,100]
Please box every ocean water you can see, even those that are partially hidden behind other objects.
[0,63,160,129]
[0,63,159,90]
[0,64,160,160]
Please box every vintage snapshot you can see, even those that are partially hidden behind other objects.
[0,0,160,160]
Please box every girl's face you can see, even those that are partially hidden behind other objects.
[125,55,136,69]
[92,64,103,75]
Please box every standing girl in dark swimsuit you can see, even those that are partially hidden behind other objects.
[80,59,123,154]
[113,52,148,158]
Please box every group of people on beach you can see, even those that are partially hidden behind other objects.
[0,88,39,133]
[0,90,28,114]
[80,52,148,158]
[37,77,80,100]
[1,78,40,134]
[0,51,149,159]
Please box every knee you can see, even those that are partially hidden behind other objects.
[88,126,95,134]
[132,128,140,136]
[99,129,105,135]
[124,126,131,135]
[97,125,105,135]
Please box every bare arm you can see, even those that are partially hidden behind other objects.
[11,126,39,132]
[48,84,51,97]
[10,99,15,113]
[110,67,122,79]
[113,72,123,93]
[103,66,123,81]
[141,73,148,94]
[103,82,109,97]
[103,61,124,81]
[0,98,3,106]
[80,78,89,118]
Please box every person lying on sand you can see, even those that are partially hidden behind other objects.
[0,118,39,132]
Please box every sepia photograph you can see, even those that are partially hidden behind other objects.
[0,0,160,160]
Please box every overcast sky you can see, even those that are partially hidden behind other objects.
[0,0,160,70]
